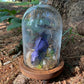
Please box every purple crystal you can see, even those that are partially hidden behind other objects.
[31,51,39,62]
[31,33,49,62]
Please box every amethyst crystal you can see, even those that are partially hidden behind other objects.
[31,32,49,63]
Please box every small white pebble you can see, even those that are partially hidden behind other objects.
[48,48,51,52]
[53,55,56,60]
[43,60,46,65]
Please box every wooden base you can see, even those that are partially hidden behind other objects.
[19,58,64,80]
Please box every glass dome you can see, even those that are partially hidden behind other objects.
[22,0,63,70]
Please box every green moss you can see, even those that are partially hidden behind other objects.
[46,48,54,57]
[36,65,42,69]
[50,50,54,55]
[40,61,43,66]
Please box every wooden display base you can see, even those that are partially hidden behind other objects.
[19,58,64,80]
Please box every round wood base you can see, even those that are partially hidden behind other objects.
[19,58,64,80]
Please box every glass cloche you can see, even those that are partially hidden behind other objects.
[22,0,63,70]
